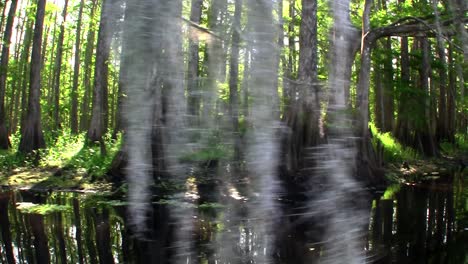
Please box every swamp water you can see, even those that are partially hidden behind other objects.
[0,176,466,264]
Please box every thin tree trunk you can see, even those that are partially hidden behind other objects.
[19,20,33,134]
[229,0,242,162]
[0,0,18,149]
[447,44,456,141]
[70,0,84,134]
[46,12,57,108]
[18,0,47,153]
[435,38,448,140]
[52,0,69,130]
[288,0,296,78]
[382,37,394,132]
[418,37,437,156]
[373,51,383,129]
[112,2,130,138]
[0,1,9,46]
[80,0,97,131]
[186,0,203,123]
[242,47,250,118]
[395,35,410,144]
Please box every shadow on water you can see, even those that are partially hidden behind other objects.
[0,174,466,264]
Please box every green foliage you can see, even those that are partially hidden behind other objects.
[440,134,468,156]
[66,132,122,178]
[382,184,401,199]
[181,130,230,163]
[0,130,121,179]
[16,202,71,215]
[370,122,420,162]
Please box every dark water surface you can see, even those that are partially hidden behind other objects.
[0,176,466,264]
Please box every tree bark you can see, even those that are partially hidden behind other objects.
[70,0,84,134]
[186,0,203,123]
[80,0,97,131]
[0,0,18,149]
[394,35,410,144]
[19,19,33,134]
[447,44,456,141]
[19,0,47,153]
[282,0,320,177]
[382,37,394,132]
[87,0,116,144]
[355,0,384,185]
[52,0,69,130]
[434,0,448,141]
[417,37,438,156]
[229,0,242,162]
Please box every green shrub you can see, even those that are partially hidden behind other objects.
[370,122,420,163]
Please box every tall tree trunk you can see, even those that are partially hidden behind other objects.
[435,37,448,141]
[447,44,456,142]
[87,0,115,144]
[70,0,84,134]
[80,0,97,131]
[0,0,18,149]
[19,0,47,153]
[52,0,69,130]
[186,0,203,124]
[19,20,33,134]
[373,45,384,130]
[46,12,57,111]
[382,37,394,132]
[112,2,130,138]
[417,37,437,156]
[282,0,320,177]
[395,35,410,145]
[355,0,383,184]
[229,0,242,163]
[242,47,250,118]
[288,0,296,79]
[8,0,27,133]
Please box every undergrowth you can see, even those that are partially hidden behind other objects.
[370,122,420,163]
[0,130,122,179]
[440,133,468,156]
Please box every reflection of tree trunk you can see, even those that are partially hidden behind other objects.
[411,188,427,260]
[29,214,50,264]
[434,192,445,249]
[95,208,114,264]
[73,198,85,264]
[55,213,67,264]
[114,206,131,263]
[381,199,393,245]
[85,207,98,264]
[0,193,15,263]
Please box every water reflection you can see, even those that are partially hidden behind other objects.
[0,177,466,264]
